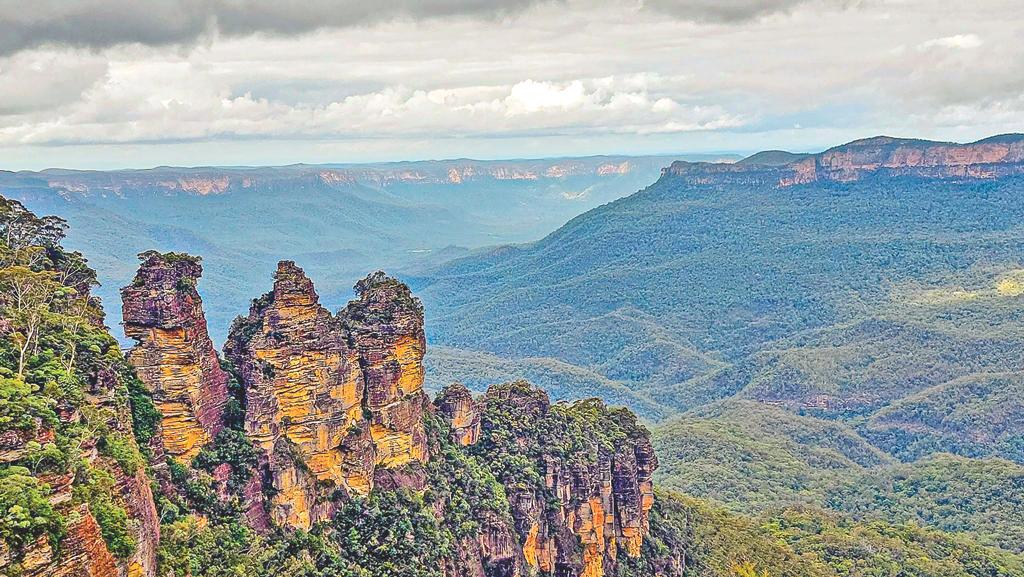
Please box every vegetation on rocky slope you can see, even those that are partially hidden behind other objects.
[0,197,159,575]
[3,196,1024,577]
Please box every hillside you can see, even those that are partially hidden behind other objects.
[419,134,1024,426]
[3,197,1022,577]
[653,401,892,508]
[2,155,688,340]
[652,403,1024,555]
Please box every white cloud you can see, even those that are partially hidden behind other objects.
[0,69,740,145]
[0,0,1021,168]
[917,33,983,50]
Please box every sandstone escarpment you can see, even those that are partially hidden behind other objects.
[439,381,658,577]
[122,252,229,461]
[664,133,1024,187]
[224,263,429,529]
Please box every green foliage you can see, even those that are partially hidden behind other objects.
[99,431,146,475]
[125,370,161,448]
[423,411,511,539]
[0,376,58,432]
[0,196,154,569]
[72,465,136,559]
[764,508,1024,577]
[863,372,1024,462]
[653,401,892,508]
[827,454,1024,553]
[325,490,451,577]
[635,490,1024,577]
[424,346,672,421]
[654,403,1024,564]
[0,467,64,553]
[420,173,1024,426]
[193,429,261,494]
[137,250,201,265]
[158,517,283,577]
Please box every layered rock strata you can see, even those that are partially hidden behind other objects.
[438,382,657,577]
[121,252,229,461]
[665,133,1024,187]
[435,382,482,446]
[343,271,430,471]
[224,263,429,529]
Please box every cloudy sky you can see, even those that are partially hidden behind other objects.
[1,0,1021,169]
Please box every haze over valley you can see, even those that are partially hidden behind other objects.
[2,1,1024,576]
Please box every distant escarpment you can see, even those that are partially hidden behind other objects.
[666,133,1024,186]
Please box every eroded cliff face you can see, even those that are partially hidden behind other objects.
[224,263,428,529]
[122,252,229,461]
[435,383,482,446]
[438,381,658,577]
[342,271,430,473]
[223,261,373,529]
[665,133,1024,187]
[0,356,160,577]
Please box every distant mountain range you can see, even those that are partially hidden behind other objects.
[6,136,1024,574]
[419,133,1024,425]
[3,154,735,339]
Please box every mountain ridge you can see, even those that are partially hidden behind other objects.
[665,133,1024,186]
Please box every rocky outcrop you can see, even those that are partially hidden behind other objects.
[223,261,373,529]
[435,383,482,446]
[224,263,429,530]
[438,382,658,577]
[122,252,229,461]
[342,271,430,472]
[11,505,118,577]
[0,363,160,577]
[665,133,1024,187]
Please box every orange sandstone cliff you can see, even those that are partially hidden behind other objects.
[665,133,1024,187]
[121,252,229,462]
[223,263,429,529]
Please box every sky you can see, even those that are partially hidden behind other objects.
[1,0,1022,170]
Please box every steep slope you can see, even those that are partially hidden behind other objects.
[862,372,1024,462]
[0,198,160,577]
[420,134,1024,416]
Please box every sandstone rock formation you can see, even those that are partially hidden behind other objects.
[438,381,658,577]
[342,271,430,471]
[224,263,428,529]
[435,382,482,446]
[665,133,1024,187]
[224,261,374,528]
[122,252,229,461]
